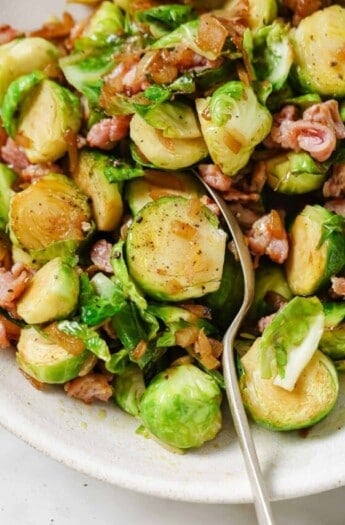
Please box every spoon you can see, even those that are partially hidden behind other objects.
[196,175,276,525]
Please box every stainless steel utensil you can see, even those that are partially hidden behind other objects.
[197,175,276,525]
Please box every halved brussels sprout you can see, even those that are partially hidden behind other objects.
[139,363,222,449]
[319,302,345,360]
[113,363,146,416]
[196,81,272,176]
[239,339,338,431]
[125,170,204,216]
[17,257,79,324]
[72,149,123,231]
[286,205,345,296]
[265,152,327,194]
[16,326,92,384]
[0,163,16,230]
[126,196,227,301]
[0,37,59,104]
[9,173,93,262]
[291,5,345,96]
[130,113,208,170]
[16,79,82,163]
[247,0,277,32]
[140,101,202,139]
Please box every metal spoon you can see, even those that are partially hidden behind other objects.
[197,175,276,525]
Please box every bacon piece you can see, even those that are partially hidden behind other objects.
[100,54,149,101]
[199,195,221,217]
[247,210,289,264]
[283,0,323,25]
[1,138,30,171]
[198,164,232,192]
[325,198,345,217]
[303,100,345,140]
[64,373,113,404]
[0,263,33,316]
[86,115,131,150]
[0,314,20,349]
[227,202,263,229]
[90,240,114,274]
[0,25,22,44]
[323,164,345,199]
[257,312,277,333]
[20,162,63,183]
[30,12,75,40]
[330,276,345,297]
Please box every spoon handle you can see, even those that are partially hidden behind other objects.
[195,174,276,524]
[220,199,276,525]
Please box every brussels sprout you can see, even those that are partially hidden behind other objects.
[16,326,92,384]
[286,205,345,296]
[244,21,293,91]
[77,1,124,48]
[79,272,126,326]
[114,363,146,416]
[16,79,82,163]
[291,5,345,96]
[72,149,123,231]
[239,339,338,431]
[125,170,203,216]
[126,196,227,301]
[1,70,46,137]
[138,101,202,139]
[130,113,208,170]
[135,4,196,35]
[259,296,325,391]
[319,302,345,360]
[0,163,16,230]
[265,152,327,194]
[0,37,59,104]
[139,364,222,449]
[196,81,272,176]
[247,263,292,321]
[57,320,111,363]
[59,47,115,106]
[9,173,93,262]
[16,257,79,325]
[203,249,244,330]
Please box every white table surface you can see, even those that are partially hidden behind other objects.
[1,423,345,525]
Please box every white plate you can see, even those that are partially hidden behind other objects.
[2,0,345,504]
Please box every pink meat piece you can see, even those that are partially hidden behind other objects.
[86,115,131,150]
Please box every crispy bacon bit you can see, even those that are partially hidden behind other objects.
[30,12,75,40]
[199,164,232,192]
[283,0,322,25]
[197,14,228,56]
[86,115,131,150]
[324,198,345,217]
[247,209,289,264]
[100,54,148,101]
[0,263,33,316]
[0,314,20,349]
[0,25,22,44]
[1,138,30,171]
[323,164,345,199]
[228,202,263,229]
[267,101,345,162]
[20,162,63,183]
[64,373,113,404]
[330,276,345,297]
[257,312,278,333]
[90,239,114,274]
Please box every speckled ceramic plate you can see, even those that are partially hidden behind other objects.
[2,0,345,504]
